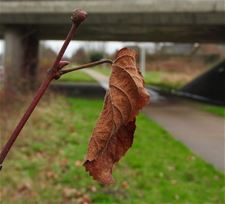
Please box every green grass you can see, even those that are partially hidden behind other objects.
[58,70,97,83]
[201,104,225,117]
[95,66,111,76]
[143,71,185,90]
[1,96,224,204]
[94,68,185,91]
[57,65,186,91]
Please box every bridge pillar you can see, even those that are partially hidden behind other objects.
[140,46,146,76]
[4,26,39,92]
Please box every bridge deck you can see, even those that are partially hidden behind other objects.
[0,0,225,42]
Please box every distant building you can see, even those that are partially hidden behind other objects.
[159,43,225,57]
[160,43,194,55]
[195,44,225,57]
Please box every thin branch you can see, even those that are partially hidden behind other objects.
[0,9,88,170]
[59,59,113,76]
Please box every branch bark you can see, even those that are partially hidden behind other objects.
[0,9,87,170]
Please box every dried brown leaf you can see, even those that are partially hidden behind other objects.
[84,48,150,184]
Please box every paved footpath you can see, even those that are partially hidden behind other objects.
[144,99,225,172]
[83,69,225,172]
[82,69,109,89]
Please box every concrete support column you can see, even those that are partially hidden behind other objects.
[4,26,39,92]
[140,46,146,76]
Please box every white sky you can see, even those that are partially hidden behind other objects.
[44,40,125,57]
[0,41,3,54]
[0,40,155,57]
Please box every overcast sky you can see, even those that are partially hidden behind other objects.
[43,40,125,57]
[0,40,124,57]
[0,40,156,58]
[0,41,3,54]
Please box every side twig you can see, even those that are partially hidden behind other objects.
[58,59,112,77]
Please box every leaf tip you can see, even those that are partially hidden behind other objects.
[83,160,114,185]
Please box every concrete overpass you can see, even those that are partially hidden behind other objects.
[0,0,225,42]
[0,0,225,89]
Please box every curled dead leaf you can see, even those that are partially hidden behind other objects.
[17,181,32,192]
[121,181,129,189]
[46,170,58,180]
[60,158,69,172]
[84,48,150,184]
[87,185,97,192]
[81,194,91,204]
[75,160,82,167]
[63,187,77,199]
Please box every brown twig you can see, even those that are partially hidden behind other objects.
[58,59,112,77]
[0,9,87,170]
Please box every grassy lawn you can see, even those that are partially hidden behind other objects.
[143,71,186,90]
[58,70,97,83]
[95,66,111,76]
[57,64,189,91]
[0,95,224,204]
[57,66,110,84]
[94,68,188,91]
[200,104,225,117]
